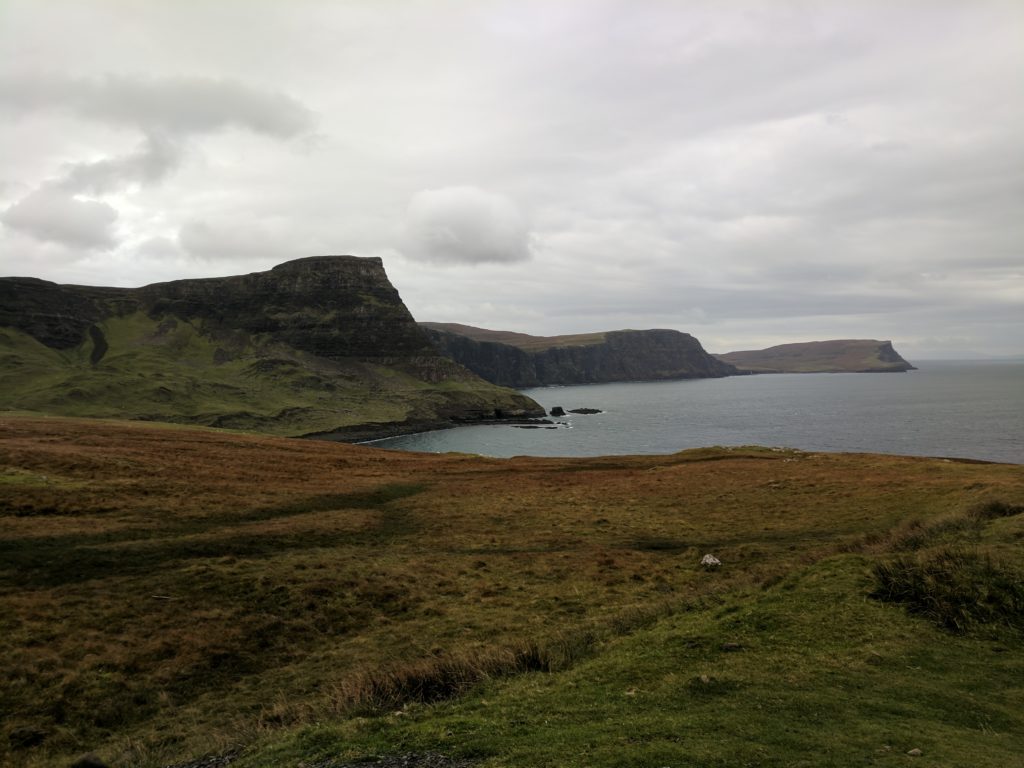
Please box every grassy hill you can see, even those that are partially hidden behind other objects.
[716,340,916,373]
[0,315,536,440]
[2,415,1022,767]
[0,258,543,438]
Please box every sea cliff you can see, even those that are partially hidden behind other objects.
[422,323,736,387]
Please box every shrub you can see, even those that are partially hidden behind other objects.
[967,500,1024,521]
[889,516,980,552]
[871,547,1024,633]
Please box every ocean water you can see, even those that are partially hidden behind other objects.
[369,361,1024,464]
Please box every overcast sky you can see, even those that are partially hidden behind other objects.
[1,1,1021,358]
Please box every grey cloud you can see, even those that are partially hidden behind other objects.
[2,1,1021,357]
[58,133,182,194]
[1,186,118,250]
[401,187,532,265]
[0,73,314,139]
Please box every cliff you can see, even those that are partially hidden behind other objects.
[422,323,736,387]
[715,339,916,373]
[0,257,544,438]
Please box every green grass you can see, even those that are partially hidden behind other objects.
[242,553,1024,767]
[0,313,535,437]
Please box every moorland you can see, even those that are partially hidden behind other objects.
[2,413,1022,767]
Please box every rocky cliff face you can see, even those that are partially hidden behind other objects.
[0,257,544,437]
[423,325,736,387]
[137,256,435,359]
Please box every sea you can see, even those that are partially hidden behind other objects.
[368,361,1024,464]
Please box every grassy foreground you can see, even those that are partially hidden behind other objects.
[1,414,1022,767]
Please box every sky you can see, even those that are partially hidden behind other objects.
[1,1,1021,359]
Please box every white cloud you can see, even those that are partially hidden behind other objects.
[1,186,118,250]
[401,186,532,265]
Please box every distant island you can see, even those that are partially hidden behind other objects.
[0,256,543,440]
[715,339,916,373]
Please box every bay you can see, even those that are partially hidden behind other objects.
[368,361,1024,464]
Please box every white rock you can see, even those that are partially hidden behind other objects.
[700,554,722,569]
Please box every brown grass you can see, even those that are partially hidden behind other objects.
[2,414,1023,766]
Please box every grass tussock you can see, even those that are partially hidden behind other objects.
[330,634,594,714]
[871,547,1024,633]
[888,515,982,552]
[967,499,1024,521]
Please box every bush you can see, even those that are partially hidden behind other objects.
[967,500,1024,521]
[871,547,1024,633]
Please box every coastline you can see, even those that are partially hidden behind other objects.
[303,415,557,444]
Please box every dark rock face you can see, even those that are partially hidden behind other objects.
[0,278,123,350]
[424,327,736,387]
[137,257,434,360]
[2,257,434,359]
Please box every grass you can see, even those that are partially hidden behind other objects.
[0,315,538,438]
[872,547,1024,633]
[248,554,1024,768]
[1,414,1023,766]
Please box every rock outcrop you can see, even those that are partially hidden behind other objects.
[421,323,736,387]
[715,339,916,373]
[0,256,544,438]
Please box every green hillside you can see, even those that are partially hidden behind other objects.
[0,257,543,437]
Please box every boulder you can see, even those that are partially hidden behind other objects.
[700,554,722,569]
